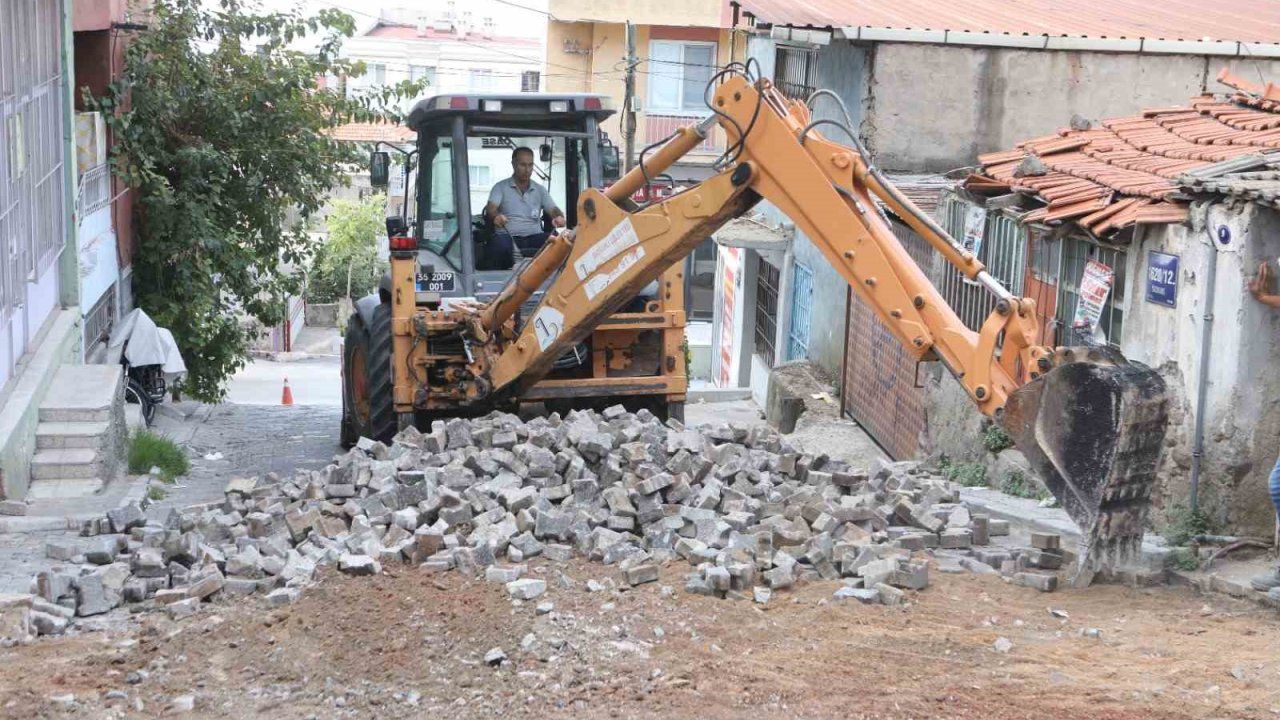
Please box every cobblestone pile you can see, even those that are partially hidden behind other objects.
[5,406,1065,643]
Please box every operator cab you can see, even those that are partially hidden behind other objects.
[371,93,620,309]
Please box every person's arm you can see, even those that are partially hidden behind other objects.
[542,186,566,228]
[1249,261,1280,307]
[485,183,507,227]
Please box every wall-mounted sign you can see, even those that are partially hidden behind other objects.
[1146,251,1178,308]
[1217,225,1231,245]
[962,205,986,257]
[1072,259,1114,331]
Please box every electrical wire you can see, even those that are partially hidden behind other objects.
[705,57,764,171]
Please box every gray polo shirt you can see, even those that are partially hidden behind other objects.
[488,177,558,237]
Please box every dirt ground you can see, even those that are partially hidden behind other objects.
[3,559,1279,720]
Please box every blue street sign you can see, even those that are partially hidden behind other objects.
[1147,251,1178,308]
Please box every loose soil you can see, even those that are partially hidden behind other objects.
[2,560,1278,719]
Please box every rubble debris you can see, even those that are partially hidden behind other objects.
[20,406,1069,639]
[1030,532,1061,551]
[507,579,547,600]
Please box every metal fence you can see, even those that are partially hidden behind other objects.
[77,163,111,218]
[644,114,721,154]
[936,193,1028,331]
[83,282,116,351]
[1054,237,1126,348]
[786,262,813,361]
[1,0,68,331]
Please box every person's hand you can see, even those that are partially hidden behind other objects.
[494,213,508,228]
[1250,261,1270,298]
[552,215,566,228]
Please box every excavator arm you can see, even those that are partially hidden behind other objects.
[452,70,1168,581]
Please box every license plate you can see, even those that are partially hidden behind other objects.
[416,271,456,293]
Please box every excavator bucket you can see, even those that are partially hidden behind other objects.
[999,348,1168,585]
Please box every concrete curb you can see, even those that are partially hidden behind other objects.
[248,350,340,362]
[1168,569,1280,610]
[687,388,754,404]
[0,473,150,535]
[958,487,1170,574]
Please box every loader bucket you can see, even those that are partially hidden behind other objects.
[999,348,1168,585]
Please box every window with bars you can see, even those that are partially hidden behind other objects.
[1055,236,1126,348]
[753,254,780,368]
[773,45,818,101]
[1,0,67,335]
[936,193,1029,332]
[521,71,540,93]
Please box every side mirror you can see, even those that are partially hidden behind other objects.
[370,150,391,189]
[601,145,621,185]
[539,143,553,163]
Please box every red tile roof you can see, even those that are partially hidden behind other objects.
[327,122,415,144]
[733,0,1280,44]
[968,69,1280,235]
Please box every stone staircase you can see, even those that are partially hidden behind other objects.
[27,365,127,500]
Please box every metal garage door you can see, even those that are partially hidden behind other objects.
[840,220,933,460]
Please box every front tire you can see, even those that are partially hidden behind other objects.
[124,379,154,427]
[341,304,396,446]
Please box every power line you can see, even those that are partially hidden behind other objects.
[489,0,553,18]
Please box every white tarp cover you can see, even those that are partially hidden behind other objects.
[105,308,188,378]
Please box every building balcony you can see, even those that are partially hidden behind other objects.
[77,163,113,220]
[644,113,724,156]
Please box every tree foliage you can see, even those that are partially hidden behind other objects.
[306,196,387,304]
[91,0,422,400]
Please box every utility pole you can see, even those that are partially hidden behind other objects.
[622,21,637,173]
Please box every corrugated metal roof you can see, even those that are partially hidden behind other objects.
[1180,154,1280,209]
[735,0,1280,44]
[967,70,1280,235]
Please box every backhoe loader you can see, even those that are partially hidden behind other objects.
[342,66,1168,579]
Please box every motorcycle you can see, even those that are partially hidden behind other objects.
[102,309,187,426]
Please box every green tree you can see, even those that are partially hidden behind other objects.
[90,0,422,401]
[307,196,387,303]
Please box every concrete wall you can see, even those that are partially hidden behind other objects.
[1119,203,1280,536]
[864,43,1280,173]
[740,36,870,392]
[545,20,732,179]
[548,0,727,29]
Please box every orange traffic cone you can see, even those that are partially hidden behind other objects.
[281,377,294,406]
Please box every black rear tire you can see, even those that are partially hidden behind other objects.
[341,304,397,447]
